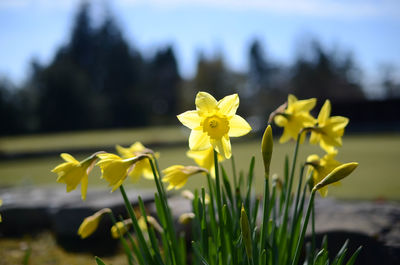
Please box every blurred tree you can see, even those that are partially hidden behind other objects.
[380,64,400,99]
[0,78,24,134]
[193,53,235,100]
[290,40,365,102]
[146,46,181,123]
[25,1,151,131]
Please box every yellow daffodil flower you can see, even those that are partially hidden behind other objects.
[97,153,148,192]
[78,208,111,239]
[306,151,341,197]
[273,94,316,143]
[187,147,224,177]
[310,100,349,153]
[52,153,98,200]
[177,92,252,159]
[111,219,132,239]
[162,165,207,190]
[116,142,157,181]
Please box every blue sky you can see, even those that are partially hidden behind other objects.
[0,0,399,96]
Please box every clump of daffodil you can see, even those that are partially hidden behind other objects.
[97,153,149,192]
[177,91,252,159]
[306,151,342,197]
[187,147,224,177]
[52,152,100,200]
[273,94,316,143]
[162,165,208,190]
[116,142,158,181]
[78,208,111,239]
[309,99,349,153]
[111,219,133,239]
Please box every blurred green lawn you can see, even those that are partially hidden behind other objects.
[0,130,399,200]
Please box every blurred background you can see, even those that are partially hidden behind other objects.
[0,0,399,197]
[0,1,400,263]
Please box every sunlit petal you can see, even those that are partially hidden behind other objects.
[217,93,239,117]
[189,129,211,150]
[228,115,252,137]
[177,110,202,129]
[195,92,218,115]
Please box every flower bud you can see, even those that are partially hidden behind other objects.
[78,208,111,239]
[240,205,252,259]
[261,125,273,178]
[314,162,358,190]
[178,213,195,225]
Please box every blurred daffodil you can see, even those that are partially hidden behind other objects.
[52,153,99,200]
[78,208,111,239]
[306,151,341,197]
[187,147,224,177]
[310,100,349,153]
[177,92,251,159]
[111,219,132,239]
[116,142,158,181]
[97,153,149,192]
[273,94,316,143]
[178,213,195,225]
[162,165,207,190]
[181,189,210,204]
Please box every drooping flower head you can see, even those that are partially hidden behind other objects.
[273,94,316,143]
[96,153,149,192]
[78,208,111,239]
[306,151,341,197]
[187,147,224,177]
[52,153,99,200]
[162,165,207,190]
[116,142,157,181]
[177,92,252,159]
[309,100,349,153]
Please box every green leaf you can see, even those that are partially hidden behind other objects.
[345,246,362,265]
[95,256,107,265]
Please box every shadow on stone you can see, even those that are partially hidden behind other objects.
[306,231,400,265]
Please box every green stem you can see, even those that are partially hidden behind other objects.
[291,189,316,265]
[259,177,270,263]
[119,185,153,264]
[107,212,135,265]
[213,150,227,265]
[147,157,180,265]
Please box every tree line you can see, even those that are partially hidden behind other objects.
[1,2,398,136]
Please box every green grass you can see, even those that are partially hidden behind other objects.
[0,132,399,200]
[0,126,187,153]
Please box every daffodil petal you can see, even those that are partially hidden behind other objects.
[189,129,211,150]
[318,100,331,124]
[288,94,298,106]
[177,110,202,129]
[217,93,239,117]
[195,92,217,115]
[228,115,252,137]
[61,153,78,163]
[293,98,317,113]
[212,136,231,159]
